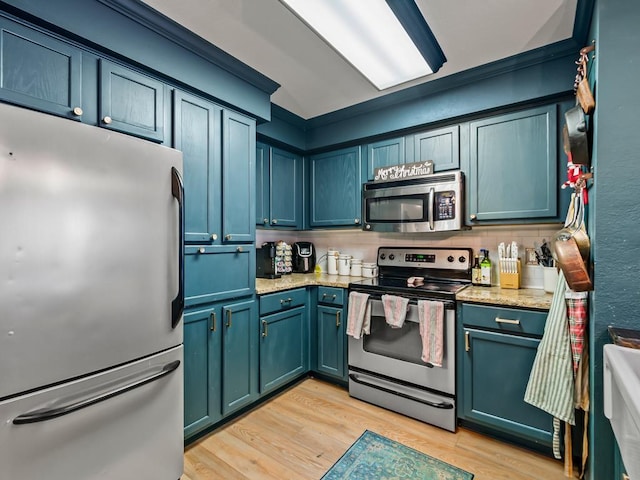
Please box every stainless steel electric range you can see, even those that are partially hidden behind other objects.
[348,246,473,432]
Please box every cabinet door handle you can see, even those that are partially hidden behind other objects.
[236,246,243,253]
[72,106,83,116]
[332,294,337,300]
[198,247,206,254]
[225,234,232,241]
[263,218,269,224]
[211,233,218,241]
[465,331,470,352]
[226,310,232,328]
[262,319,268,338]
[102,115,112,125]
[354,218,360,224]
[470,214,477,221]
[280,298,292,305]
[272,219,278,225]
[210,312,216,332]
[336,311,341,327]
[495,317,520,325]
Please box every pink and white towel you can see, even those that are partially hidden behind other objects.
[346,292,371,339]
[418,300,444,367]
[381,294,410,328]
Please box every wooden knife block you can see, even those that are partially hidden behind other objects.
[499,259,521,289]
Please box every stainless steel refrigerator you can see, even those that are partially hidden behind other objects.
[0,102,184,479]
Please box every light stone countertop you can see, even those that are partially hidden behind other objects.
[256,274,553,310]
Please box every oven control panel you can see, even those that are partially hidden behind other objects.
[378,247,472,271]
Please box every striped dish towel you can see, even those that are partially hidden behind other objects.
[418,300,444,367]
[346,292,371,339]
[381,294,409,328]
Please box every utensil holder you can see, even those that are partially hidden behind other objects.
[499,259,521,289]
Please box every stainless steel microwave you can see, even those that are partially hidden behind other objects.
[362,171,465,233]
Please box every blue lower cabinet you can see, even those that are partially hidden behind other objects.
[221,299,259,416]
[259,305,308,394]
[460,326,553,446]
[316,304,346,381]
[183,305,222,438]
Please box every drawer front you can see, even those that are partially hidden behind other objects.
[185,245,255,306]
[461,304,546,337]
[260,288,307,316]
[317,287,344,306]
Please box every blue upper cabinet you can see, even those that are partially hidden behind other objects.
[364,137,405,181]
[222,110,256,243]
[99,59,165,142]
[407,125,460,172]
[467,104,558,223]
[173,90,221,243]
[309,146,362,228]
[0,17,82,120]
[256,143,303,229]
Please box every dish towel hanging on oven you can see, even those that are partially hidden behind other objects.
[417,300,444,367]
[381,294,409,328]
[346,292,371,339]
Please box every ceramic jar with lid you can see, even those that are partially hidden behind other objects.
[350,258,362,277]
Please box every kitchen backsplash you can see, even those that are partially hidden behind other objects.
[257,224,563,289]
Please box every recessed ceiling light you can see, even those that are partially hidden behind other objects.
[280,0,445,90]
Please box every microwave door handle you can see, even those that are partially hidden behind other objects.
[428,187,435,231]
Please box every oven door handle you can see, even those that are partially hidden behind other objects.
[365,295,456,310]
[348,373,453,410]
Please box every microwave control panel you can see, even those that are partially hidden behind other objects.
[435,191,456,221]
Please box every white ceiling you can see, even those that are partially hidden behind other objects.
[140,0,578,119]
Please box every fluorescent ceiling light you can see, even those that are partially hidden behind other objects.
[281,0,434,90]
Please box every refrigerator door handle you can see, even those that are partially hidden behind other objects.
[12,360,181,425]
[171,166,185,329]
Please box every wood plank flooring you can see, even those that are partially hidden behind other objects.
[182,378,569,480]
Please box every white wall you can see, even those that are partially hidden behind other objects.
[257,224,562,289]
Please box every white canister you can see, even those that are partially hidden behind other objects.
[362,262,378,278]
[327,249,339,275]
[350,258,362,277]
[542,266,559,293]
[338,254,351,276]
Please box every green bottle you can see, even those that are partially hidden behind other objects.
[472,254,482,285]
[480,249,492,286]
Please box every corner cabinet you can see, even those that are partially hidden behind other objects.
[458,303,553,447]
[256,142,303,229]
[466,104,558,223]
[309,146,362,227]
[174,90,255,245]
[183,298,258,438]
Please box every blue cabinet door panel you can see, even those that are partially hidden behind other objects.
[411,125,459,171]
[183,305,221,437]
[270,147,303,227]
[173,90,221,243]
[222,110,255,242]
[255,142,269,227]
[0,18,82,119]
[309,146,361,227]
[365,137,404,181]
[317,305,345,378]
[222,299,258,415]
[259,306,308,394]
[184,245,255,307]
[462,327,553,444]
[99,59,165,142]
[468,105,557,221]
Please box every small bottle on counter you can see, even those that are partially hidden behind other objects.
[480,249,492,286]
[472,254,482,285]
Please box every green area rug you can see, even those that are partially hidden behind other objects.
[322,430,474,480]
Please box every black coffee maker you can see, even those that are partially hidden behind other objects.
[292,242,316,273]
[256,242,280,279]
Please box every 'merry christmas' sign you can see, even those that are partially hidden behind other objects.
[373,161,434,182]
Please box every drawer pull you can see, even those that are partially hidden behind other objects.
[262,319,268,338]
[336,311,341,327]
[226,310,232,328]
[210,312,216,332]
[495,317,521,325]
[322,293,337,301]
[465,331,470,352]
[280,298,292,305]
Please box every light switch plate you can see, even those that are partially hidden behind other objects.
[525,247,538,265]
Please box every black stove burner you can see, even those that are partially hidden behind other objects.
[349,276,469,300]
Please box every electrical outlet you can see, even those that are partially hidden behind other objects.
[525,247,538,265]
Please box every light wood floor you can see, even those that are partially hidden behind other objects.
[182,378,569,480]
